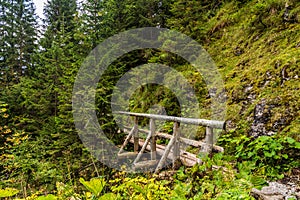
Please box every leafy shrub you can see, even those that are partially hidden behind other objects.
[172,154,260,199]
[222,134,300,178]
[110,175,172,199]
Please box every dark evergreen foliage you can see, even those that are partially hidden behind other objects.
[0,0,38,86]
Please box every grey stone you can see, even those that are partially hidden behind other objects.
[251,182,299,200]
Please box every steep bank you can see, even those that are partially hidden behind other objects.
[198,0,299,138]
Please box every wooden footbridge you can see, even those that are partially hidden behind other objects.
[115,111,226,173]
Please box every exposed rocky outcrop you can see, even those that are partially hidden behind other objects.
[251,181,300,200]
[250,99,275,137]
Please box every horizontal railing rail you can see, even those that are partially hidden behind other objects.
[114,111,226,129]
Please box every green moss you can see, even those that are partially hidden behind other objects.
[196,0,300,137]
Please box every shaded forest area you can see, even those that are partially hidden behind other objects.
[0,0,299,199]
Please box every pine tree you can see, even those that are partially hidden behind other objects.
[29,0,90,184]
[81,0,105,48]
[0,0,8,85]
[167,0,223,40]
[43,0,77,33]
[0,0,38,86]
[37,0,78,116]
[125,0,173,28]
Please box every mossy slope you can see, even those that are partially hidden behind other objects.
[201,0,300,139]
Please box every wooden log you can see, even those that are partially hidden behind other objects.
[123,126,224,152]
[178,137,223,152]
[199,127,214,158]
[155,135,176,174]
[124,132,232,174]
[173,122,180,169]
[133,160,158,169]
[133,117,139,153]
[129,137,199,166]
[124,128,201,166]
[133,129,152,164]
[128,137,229,172]
[150,119,156,160]
[207,127,214,155]
[115,111,226,129]
[118,152,138,158]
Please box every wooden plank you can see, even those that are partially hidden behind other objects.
[133,130,152,164]
[173,122,180,169]
[118,152,137,158]
[133,160,158,169]
[150,119,156,160]
[115,111,226,129]
[155,135,176,174]
[123,126,224,152]
[129,137,199,166]
[133,117,139,153]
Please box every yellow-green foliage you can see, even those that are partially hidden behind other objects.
[0,188,19,198]
[109,172,171,200]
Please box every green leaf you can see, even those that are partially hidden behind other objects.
[294,142,300,149]
[282,154,288,159]
[286,137,296,144]
[277,174,284,179]
[264,151,275,157]
[98,193,117,200]
[80,177,106,197]
[250,176,267,188]
[0,188,19,197]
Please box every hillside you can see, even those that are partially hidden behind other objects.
[206,0,299,139]
[169,0,299,139]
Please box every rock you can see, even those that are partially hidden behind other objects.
[244,85,253,93]
[234,47,244,56]
[225,120,236,131]
[251,182,299,200]
[251,188,284,200]
[249,99,281,137]
[250,99,270,137]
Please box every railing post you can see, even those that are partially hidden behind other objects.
[133,116,139,153]
[206,127,214,171]
[206,127,214,154]
[150,119,156,160]
[199,126,214,163]
[173,122,180,169]
[206,127,214,157]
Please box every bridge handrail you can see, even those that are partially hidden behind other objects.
[114,111,226,130]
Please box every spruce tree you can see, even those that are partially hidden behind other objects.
[0,0,38,86]
[81,0,105,48]
[31,0,90,184]
[37,0,78,117]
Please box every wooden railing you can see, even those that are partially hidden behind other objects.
[115,111,226,173]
